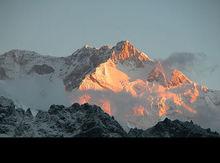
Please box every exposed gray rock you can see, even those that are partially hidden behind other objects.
[63,46,111,91]
[28,64,55,75]
[0,96,15,108]
[0,67,9,80]
[0,97,127,137]
[128,118,219,138]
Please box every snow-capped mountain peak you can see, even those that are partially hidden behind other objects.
[2,49,41,57]
[147,61,192,88]
[0,41,220,132]
[111,40,152,67]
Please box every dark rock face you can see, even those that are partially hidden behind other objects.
[63,64,92,91]
[73,103,127,137]
[0,96,22,136]
[29,64,55,75]
[63,46,111,91]
[0,96,219,138]
[0,67,9,80]
[0,96,15,108]
[0,97,127,137]
[128,118,219,138]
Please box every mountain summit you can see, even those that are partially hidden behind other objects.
[111,40,151,66]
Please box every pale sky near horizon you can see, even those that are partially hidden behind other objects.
[0,0,220,58]
[0,0,220,89]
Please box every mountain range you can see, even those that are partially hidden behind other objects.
[0,40,220,135]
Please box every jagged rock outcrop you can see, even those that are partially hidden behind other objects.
[0,67,9,80]
[0,96,126,137]
[128,118,219,137]
[28,64,55,75]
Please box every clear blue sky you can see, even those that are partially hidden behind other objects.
[0,0,220,59]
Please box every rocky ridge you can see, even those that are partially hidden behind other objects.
[0,96,218,138]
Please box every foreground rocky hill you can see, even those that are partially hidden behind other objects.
[0,96,218,138]
[128,118,219,137]
[0,96,126,137]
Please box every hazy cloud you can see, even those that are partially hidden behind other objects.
[160,52,220,90]
[162,52,206,71]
